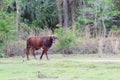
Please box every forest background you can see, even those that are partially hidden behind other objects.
[0,0,120,57]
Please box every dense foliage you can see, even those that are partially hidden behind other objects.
[2,0,120,34]
[55,28,76,48]
[1,0,120,57]
[21,0,58,32]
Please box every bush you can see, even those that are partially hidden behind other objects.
[0,20,10,42]
[0,52,6,58]
[6,40,25,57]
[0,43,6,58]
[55,28,76,54]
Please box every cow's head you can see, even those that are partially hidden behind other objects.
[49,35,58,43]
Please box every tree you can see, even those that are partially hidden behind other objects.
[0,0,2,9]
[71,0,75,24]
[112,0,120,26]
[56,0,77,28]
[75,0,113,37]
[21,0,58,32]
[63,0,69,28]
[56,0,62,26]
[15,0,20,31]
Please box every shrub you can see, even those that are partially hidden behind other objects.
[4,40,25,57]
[0,43,7,58]
[55,28,76,54]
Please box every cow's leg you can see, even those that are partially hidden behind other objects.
[40,50,45,60]
[44,49,49,60]
[44,48,49,60]
[26,47,30,60]
[31,48,37,59]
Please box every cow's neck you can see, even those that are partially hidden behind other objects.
[47,39,53,48]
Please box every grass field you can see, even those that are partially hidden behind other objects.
[0,54,120,80]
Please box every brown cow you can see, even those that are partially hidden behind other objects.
[25,35,57,60]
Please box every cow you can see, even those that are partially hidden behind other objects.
[25,35,57,60]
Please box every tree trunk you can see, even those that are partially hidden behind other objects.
[71,0,75,32]
[94,5,98,37]
[0,0,2,9]
[63,0,68,28]
[56,0,62,26]
[102,14,106,38]
[82,0,86,24]
[71,0,75,24]
[15,0,20,31]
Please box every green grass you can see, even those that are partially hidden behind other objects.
[0,54,120,80]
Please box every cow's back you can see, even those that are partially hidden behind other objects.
[26,35,42,50]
